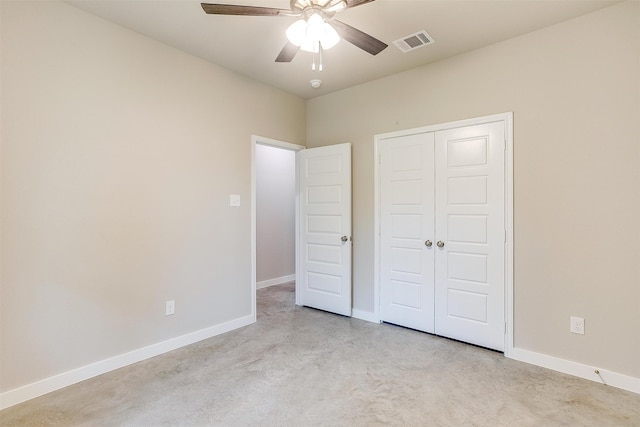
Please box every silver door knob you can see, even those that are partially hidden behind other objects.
[341,236,349,243]
[436,241,445,248]
[425,240,432,247]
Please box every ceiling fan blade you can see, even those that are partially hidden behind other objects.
[344,0,375,9]
[323,0,373,13]
[275,42,300,62]
[201,3,289,16]
[331,20,387,56]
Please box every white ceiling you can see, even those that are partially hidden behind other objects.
[66,0,619,99]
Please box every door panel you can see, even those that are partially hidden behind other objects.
[435,122,505,351]
[298,143,352,316]
[379,133,435,332]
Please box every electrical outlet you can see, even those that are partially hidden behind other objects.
[570,316,584,335]
[166,300,175,316]
[229,194,240,207]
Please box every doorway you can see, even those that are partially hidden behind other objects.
[251,136,304,321]
[251,137,353,320]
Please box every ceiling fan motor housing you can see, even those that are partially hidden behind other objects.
[291,0,347,16]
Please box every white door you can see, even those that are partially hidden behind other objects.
[379,133,435,332]
[298,143,352,316]
[434,122,505,351]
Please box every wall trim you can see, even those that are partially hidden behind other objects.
[352,309,379,323]
[0,314,255,410]
[509,347,640,395]
[256,274,295,289]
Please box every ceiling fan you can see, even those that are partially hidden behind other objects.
[201,0,388,66]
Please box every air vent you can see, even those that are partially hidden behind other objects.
[393,30,435,53]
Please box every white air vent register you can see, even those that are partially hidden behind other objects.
[393,30,435,53]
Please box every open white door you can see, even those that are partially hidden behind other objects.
[297,143,352,316]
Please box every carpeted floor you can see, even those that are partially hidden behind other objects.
[2,282,639,426]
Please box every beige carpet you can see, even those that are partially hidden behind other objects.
[2,282,639,426]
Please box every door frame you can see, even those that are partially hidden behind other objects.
[251,135,305,321]
[373,112,514,356]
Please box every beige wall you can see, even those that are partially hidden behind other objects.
[0,1,305,392]
[307,1,640,377]
[256,144,296,283]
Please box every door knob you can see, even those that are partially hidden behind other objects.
[425,240,432,247]
[341,236,349,243]
[436,241,445,248]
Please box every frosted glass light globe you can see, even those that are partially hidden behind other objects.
[285,14,340,53]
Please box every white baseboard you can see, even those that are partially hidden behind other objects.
[509,347,640,395]
[256,274,295,289]
[0,314,255,410]
[352,309,379,323]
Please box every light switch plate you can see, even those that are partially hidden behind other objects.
[230,195,240,207]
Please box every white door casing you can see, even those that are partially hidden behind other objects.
[379,133,435,332]
[298,143,352,316]
[434,122,505,351]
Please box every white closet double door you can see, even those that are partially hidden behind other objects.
[379,121,505,351]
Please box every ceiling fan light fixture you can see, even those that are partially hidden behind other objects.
[285,19,307,46]
[305,13,325,40]
[285,14,340,53]
[320,21,340,49]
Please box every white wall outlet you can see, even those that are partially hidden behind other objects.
[230,194,240,207]
[165,300,175,316]
[570,316,584,335]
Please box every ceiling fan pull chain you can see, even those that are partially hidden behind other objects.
[312,40,321,71]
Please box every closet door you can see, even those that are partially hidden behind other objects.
[379,133,435,332]
[434,122,505,351]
